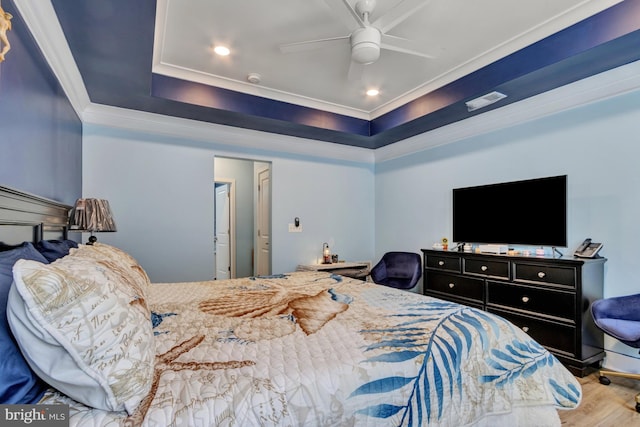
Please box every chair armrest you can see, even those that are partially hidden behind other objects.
[370,261,387,283]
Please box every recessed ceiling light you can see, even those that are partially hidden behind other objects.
[213,45,230,56]
[366,88,379,96]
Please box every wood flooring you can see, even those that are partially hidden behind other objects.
[559,372,640,426]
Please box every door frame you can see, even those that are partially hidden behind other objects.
[214,178,236,279]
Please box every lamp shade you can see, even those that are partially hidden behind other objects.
[68,198,117,233]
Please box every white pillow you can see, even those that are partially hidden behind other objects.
[72,242,151,297]
[8,249,155,414]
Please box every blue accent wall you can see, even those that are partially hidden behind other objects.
[0,0,82,205]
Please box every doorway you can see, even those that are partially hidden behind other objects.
[214,180,235,280]
[214,157,271,278]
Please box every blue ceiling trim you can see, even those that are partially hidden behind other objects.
[151,74,371,136]
[50,0,640,149]
[367,28,640,148]
[370,0,640,142]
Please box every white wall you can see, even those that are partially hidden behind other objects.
[81,126,216,283]
[82,124,375,282]
[273,157,375,268]
[82,86,640,371]
[375,88,640,367]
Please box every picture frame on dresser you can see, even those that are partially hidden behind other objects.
[422,248,605,377]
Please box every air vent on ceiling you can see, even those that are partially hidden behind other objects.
[465,91,507,112]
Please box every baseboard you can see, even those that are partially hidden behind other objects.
[601,350,640,374]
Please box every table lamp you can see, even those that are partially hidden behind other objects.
[68,198,117,245]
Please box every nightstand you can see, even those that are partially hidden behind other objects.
[297,261,371,280]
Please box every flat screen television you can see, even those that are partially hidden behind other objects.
[452,175,567,247]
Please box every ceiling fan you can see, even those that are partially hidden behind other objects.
[279,0,439,79]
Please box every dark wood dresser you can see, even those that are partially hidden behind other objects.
[422,249,606,377]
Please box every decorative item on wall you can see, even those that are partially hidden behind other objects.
[0,1,13,63]
[68,198,117,245]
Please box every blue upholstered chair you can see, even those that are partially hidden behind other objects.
[591,293,640,412]
[370,252,422,290]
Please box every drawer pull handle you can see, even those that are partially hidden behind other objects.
[521,296,530,303]
[448,283,455,289]
[522,326,529,333]
[438,261,445,266]
[538,272,546,278]
[481,265,488,271]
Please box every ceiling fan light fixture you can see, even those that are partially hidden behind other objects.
[351,27,381,64]
[352,42,380,64]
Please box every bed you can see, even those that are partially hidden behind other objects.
[0,185,581,426]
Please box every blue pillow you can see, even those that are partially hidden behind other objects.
[0,242,49,404]
[35,239,79,262]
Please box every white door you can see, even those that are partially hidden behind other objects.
[215,183,231,280]
[256,167,271,276]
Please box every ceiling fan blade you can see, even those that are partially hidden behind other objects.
[279,36,349,54]
[373,0,432,34]
[380,33,439,59]
[347,60,364,81]
[322,0,365,32]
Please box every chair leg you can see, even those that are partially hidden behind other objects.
[597,369,640,412]
[598,369,640,382]
[599,375,611,385]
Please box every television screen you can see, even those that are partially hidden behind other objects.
[452,175,567,247]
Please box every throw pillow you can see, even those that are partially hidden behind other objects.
[7,248,155,413]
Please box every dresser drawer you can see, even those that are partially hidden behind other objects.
[421,248,605,375]
[513,262,576,288]
[489,308,576,357]
[424,292,484,310]
[486,281,575,322]
[426,271,484,303]
[425,254,461,272]
[463,257,510,279]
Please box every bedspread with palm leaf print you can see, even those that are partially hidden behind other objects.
[41,271,581,426]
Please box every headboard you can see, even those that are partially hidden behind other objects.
[0,185,72,246]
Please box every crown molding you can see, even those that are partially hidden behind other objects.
[81,104,375,165]
[15,1,640,166]
[13,0,91,115]
[16,0,373,164]
[152,0,621,121]
[370,0,623,119]
[152,63,373,122]
[152,0,366,120]
[374,59,640,163]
